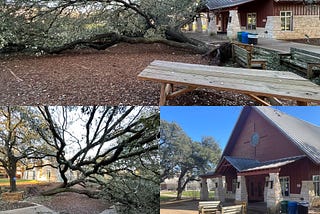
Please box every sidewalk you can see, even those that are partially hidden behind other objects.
[185,31,320,54]
[0,204,58,214]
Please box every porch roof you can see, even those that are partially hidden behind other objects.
[201,155,305,178]
[206,0,255,10]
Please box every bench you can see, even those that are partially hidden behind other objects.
[198,201,221,214]
[280,47,320,78]
[220,205,243,214]
[232,44,267,69]
[138,60,320,106]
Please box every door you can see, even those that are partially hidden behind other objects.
[246,175,265,202]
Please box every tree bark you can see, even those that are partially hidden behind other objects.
[8,162,17,192]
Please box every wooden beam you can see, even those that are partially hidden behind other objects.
[167,86,196,100]
[247,94,271,106]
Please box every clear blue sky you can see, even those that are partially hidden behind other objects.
[160,106,320,150]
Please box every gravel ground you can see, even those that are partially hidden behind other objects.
[0,43,257,106]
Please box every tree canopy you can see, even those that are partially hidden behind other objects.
[160,120,221,200]
[0,106,51,192]
[0,0,209,54]
[0,106,159,213]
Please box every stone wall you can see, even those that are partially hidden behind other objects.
[227,10,241,39]
[266,173,282,214]
[200,178,209,200]
[265,15,320,39]
[235,176,248,202]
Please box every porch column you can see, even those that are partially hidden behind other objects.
[227,10,241,39]
[196,16,202,32]
[235,175,248,202]
[301,180,315,204]
[216,176,226,202]
[208,12,218,35]
[267,172,282,213]
[200,177,209,200]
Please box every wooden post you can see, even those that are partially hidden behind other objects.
[159,83,167,106]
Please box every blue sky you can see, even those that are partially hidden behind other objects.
[160,106,320,150]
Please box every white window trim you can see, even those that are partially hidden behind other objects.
[280,176,290,197]
[280,11,293,31]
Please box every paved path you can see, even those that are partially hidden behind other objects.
[185,32,320,54]
[0,204,58,214]
[160,199,198,214]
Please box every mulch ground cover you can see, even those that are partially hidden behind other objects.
[0,42,257,106]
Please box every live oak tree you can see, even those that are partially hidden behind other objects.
[0,106,50,192]
[0,0,210,54]
[160,120,221,200]
[37,106,159,213]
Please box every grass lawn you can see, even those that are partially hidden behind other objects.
[0,179,45,186]
[161,190,215,200]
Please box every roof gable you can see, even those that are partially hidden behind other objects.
[206,0,256,10]
[222,106,320,164]
[255,107,320,164]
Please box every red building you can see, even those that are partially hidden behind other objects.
[200,106,320,212]
[206,0,320,39]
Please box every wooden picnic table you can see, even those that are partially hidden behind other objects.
[138,60,320,106]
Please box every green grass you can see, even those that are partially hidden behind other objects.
[161,190,215,199]
[0,179,43,186]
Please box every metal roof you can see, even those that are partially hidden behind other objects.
[225,155,305,172]
[255,107,320,164]
[206,0,255,10]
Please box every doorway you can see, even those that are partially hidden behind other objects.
[246,175,265,202]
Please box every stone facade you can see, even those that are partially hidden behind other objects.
[235,175,248,202]
[265,15,320,39]
[266,173,282,213]
[196,17,203,32]
[301,180,315,204]
[227,10,241,39]
[208,13,218,35]
[200,177,209,200]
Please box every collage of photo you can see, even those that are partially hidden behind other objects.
[1,0,320,214]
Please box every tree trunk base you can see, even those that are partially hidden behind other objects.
[1,191,24,202]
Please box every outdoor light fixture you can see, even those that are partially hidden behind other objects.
[237,182,240,188]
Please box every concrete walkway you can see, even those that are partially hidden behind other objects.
[185,32,320,54]
[257,37,320,54]
[0,203,117,214]
[0,204,58,214]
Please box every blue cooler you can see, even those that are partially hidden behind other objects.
[241,32,249,44]
[288,201,298,214]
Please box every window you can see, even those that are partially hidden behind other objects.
[280,11,292,31]
[280,176,290,196]
[247,13,257,30]
[313,175,320,196]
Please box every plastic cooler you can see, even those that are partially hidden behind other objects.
[288,201,298,214]
[241,32,249,44]
[248,33,258,45]
[237,32,243,42]
[297,202,308,214]
[281,200,288,213]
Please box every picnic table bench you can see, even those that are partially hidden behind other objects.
[138,60,320,106]
[198,201,221,214]
[220,205,243,214]
[232,43,267,69]
[280,47,320,78]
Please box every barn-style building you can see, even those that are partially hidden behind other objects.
[200,106,320,212]
[206,0,320,39]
